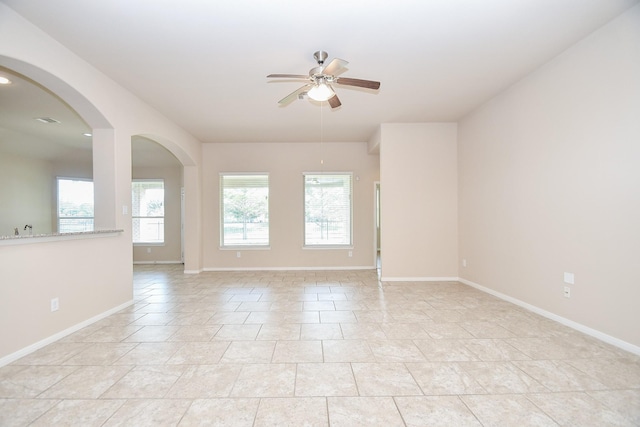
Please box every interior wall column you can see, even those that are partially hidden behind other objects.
[92,128,117,230]
[183,164,202,273]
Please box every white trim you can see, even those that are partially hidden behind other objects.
[183,269,203,274]
[203,265,376,272]
[220,173,270,248]
[373,181,380,268]
[303,172,353,248]
[219,172,270,177]
[302,171,354,176]
[381,276,459,282]
[0,299,134,368]
[133,260,183,265]
[459,277,640,356]
[302,246,354,250]
[219,246,271,251]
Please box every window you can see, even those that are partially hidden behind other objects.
[304,173,352,246]
[132,180,164,243]
[57,178,94,233]
[220,174,269,247]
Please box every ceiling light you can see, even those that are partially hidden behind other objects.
[0,76,12,85]
[83,133,92,137]
[307,81,335,102]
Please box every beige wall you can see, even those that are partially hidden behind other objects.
[458,5,640,348]
[0,151,94,237]
[0,234,130,359]
[202,142,379,270]
[379,123,458,280]
[132,165,183,263]
[0,152,53,236]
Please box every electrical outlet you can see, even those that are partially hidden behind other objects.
[563,286,571,298]
[147,247,151,254]
[462,259,467,268]
[51,297,59,312]
[348,250,353,257]
[236,251,241,258]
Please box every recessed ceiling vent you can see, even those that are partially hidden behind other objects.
[34,117,61,124]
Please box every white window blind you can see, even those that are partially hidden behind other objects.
[221,174,269,247]
[57,177,94,233]
[304,173,352,246]
[132,180,164,243]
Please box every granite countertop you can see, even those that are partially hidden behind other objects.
[0,229,124,241]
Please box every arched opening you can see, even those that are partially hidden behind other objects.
[0,64,100,236]
[131,136,184,265]
[132,133,200,272]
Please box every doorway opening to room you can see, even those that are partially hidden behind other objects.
[131,136,184,266]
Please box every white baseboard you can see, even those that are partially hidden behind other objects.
[183,269,203,274]
[381,276,459,282]
[203,266,376,272]
[459,277,640,356]
[0,299,134,367]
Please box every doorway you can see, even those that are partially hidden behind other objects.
[131,136,184,265]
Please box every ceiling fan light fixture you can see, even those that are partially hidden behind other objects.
[268,51,379,108]
[307,82,334,102]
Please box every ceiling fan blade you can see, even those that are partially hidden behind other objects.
[278,84,311,105]
[327,93,341,109]
[322,58,348,76]
[267,74,309,79]
[335,77,380,90]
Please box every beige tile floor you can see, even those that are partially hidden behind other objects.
[1,264,639,426]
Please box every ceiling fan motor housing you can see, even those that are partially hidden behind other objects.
[313,50,328,65]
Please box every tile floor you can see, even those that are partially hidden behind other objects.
[1,265,639,426]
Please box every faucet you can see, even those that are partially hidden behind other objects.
[14,227,19,235]
[24,224,32,231]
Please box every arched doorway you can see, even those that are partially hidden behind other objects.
[131,136,184,265]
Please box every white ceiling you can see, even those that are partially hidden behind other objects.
[1,0,637,147]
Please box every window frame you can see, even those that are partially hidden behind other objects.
[56,177,94,233]
[303,172,353,248]
[219,172,270,249]
[132,179,165,245]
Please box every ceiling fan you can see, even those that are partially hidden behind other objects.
[267,51,380,109]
